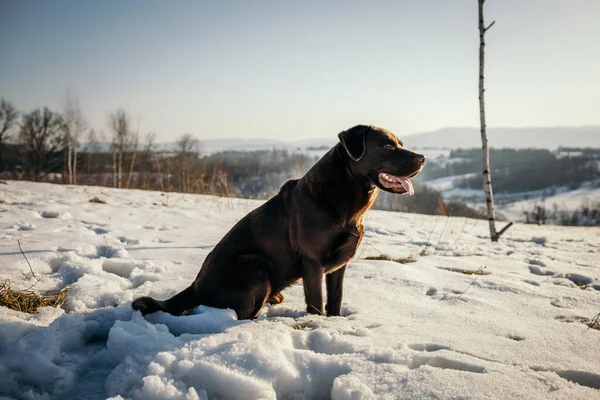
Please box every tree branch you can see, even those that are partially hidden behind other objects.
[485,21,496,32]
[495,222,514,240]
[18,239,36,277]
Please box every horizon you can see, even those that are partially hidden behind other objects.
[79,124,600,145]
[2,0,599,141]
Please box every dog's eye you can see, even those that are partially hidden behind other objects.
[383,144,395,150]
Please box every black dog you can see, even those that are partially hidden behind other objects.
[132,125,425,319]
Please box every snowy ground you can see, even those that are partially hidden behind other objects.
[1,181,599,400]
[500,185,600,222]
[424,174,600,223]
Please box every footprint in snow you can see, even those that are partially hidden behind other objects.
[553,370,600,390]
[531,236,547,246]
[119,236,140,245]
[408,354,486,373]
[528,265,555,276]
[528,259,546,267]
[563,273,593,287]
[550,297,578,308]
[83,223,109,235]
[94,245,128,259]
[15,222,35,231]
[408,343,451,352]
[554,315,590,324]
[530,367,600,390]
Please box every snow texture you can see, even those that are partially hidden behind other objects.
[0,181,599,399]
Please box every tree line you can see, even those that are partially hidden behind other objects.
[420,148,599,194]
[0,97,233,196]
[0,96,489,219]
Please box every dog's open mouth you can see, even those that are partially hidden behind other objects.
[378,172,415,195]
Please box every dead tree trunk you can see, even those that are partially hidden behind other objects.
[73,147,77,184]
[117,146,123,188]
[63,91,86,185]
[66,142,73,184]
[126,150,137,188]
[112,145,117,188]
[154,152,164,192]
[478,0,512,241]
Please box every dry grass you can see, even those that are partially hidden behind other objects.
[89,196,107,204]
[456,266,487,300]
[293,320,314,331]
[587,313,600,331]
[442,267,489,275]
[364,254,415,264]
[0,280,69,314]
[576,283,592,290]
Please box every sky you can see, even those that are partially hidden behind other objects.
[1,0,599,142]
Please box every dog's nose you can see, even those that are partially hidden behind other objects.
[415,154,426,164]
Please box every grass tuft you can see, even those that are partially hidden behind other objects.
[576,283,592,290]
[364,254,415,264]
[89,196,107,204]
[0,280,69,314]
[293,320,314,331]
[444,267,489,275]
[587,312,600,331]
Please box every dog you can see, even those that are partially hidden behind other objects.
[132,125,425,319]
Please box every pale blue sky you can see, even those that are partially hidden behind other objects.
[1,0,599,141]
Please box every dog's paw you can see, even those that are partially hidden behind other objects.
[132,296,163,315]
[267,293,284,305]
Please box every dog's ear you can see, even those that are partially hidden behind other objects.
[338,125,367,161]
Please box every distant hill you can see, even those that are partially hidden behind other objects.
[193,126,600,152]
[404,126,600,149]
[85,126,599,154]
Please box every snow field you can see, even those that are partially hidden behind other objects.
[0,181,599,399]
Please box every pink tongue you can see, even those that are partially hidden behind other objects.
[397,177,414,196]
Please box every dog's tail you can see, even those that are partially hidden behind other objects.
[132,285,197,316]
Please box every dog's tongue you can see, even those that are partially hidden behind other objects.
[397,176,414,196]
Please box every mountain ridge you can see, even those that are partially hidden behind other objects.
[404,125,600,149]
[84,126,600,153]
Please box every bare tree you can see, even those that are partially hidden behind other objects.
[125,129,139,189]
[109,109,130,188]
[19,108,64,181]
[140,132,157,190]
[0,99,19,171]
[478,0,512,241]
[62,91,86,185]
[84,129,102,176]
[176,133,199,192]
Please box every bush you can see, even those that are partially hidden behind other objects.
[374,183,485,219]
[523,201,600,226]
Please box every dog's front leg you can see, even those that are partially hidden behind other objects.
[325,265,346,316]
[302,260,324,315]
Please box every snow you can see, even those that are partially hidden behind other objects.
[1,181,599,399]
[424,174,600,224]
[500,185,600,222]
[424,174,477,193]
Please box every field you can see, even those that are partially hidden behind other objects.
[1,181,599,399]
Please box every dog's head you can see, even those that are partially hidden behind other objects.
[338,125,425,195]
